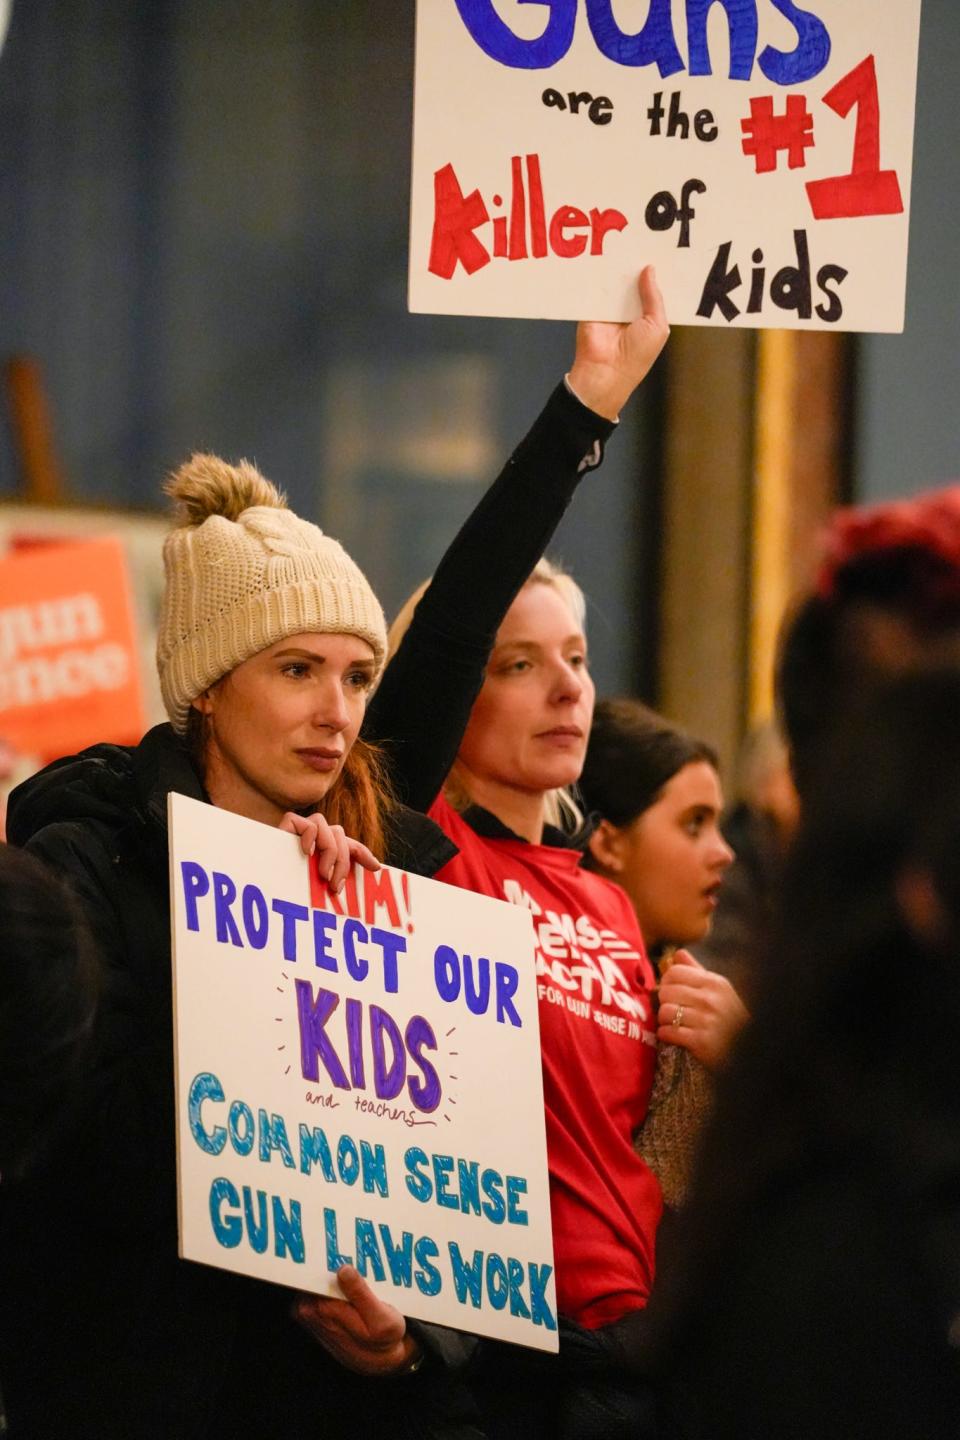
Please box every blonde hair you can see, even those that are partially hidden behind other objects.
[389,557,587,834]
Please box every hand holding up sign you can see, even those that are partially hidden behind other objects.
[567,266,669,421]
[277,812,381,893]
[294,1266,423,1377]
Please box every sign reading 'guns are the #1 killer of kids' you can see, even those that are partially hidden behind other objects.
[409,1,922,331]
[169,793,558,1350]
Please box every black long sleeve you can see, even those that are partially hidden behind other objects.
[363,382,617,811]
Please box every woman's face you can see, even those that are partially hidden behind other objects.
[599,760,734,949]
[194,632,376,823]
[457,582,595,798]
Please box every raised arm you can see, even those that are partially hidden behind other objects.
[365,266,668,810]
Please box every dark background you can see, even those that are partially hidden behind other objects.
[0,0,954,692]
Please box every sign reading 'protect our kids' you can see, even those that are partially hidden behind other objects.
[409,1,922,331]
[169,793,558,1350]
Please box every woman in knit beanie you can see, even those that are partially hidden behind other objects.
[157,452,393,879]
[0,271,669,1439]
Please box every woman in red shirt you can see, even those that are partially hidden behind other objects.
[386,566,664,1437]
[365,274,674,1436]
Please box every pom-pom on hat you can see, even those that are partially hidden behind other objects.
[157,453,387,733]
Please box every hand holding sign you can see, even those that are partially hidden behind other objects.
[293,1265,421,1377]
[410,1,922,331]
[278,810,382,891]
[567,264,669,420]
[171,794,557,1350]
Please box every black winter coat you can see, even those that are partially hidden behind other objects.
[0,724,459,1440]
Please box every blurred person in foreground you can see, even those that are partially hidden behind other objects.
[0,737,20,842]
[0,845,99,1434]
[693,720,799,1002]
[651,667,960,1440]
[0,843,99,1182]
[701,483,960,1004]
[650,478,960,1437]
[779,482,960,799]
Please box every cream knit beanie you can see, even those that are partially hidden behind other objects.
[157,453,387,733]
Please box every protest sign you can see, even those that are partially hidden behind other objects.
[409,0,922,331]
[0,536,146,760]
[169,792,559,1350]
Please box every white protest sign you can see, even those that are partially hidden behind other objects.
[0,2,10,59]
[169,792,558,1351]
[409,1,922,331]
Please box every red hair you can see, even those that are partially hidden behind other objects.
[817,485,960,628]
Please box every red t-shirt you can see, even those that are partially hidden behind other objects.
[430,795,662,1328]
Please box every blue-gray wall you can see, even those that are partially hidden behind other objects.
[854,0,959,502]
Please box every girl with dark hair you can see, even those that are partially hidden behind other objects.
[0,273,668,1439]
[651,668,960,1440]
[579,699,744,1072]
[575,700,745,1213]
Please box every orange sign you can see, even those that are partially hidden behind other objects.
[0,536,146,761]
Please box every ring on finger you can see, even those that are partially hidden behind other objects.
[672,1003,685,1028]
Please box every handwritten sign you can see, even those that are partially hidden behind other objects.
[169,792,558,1351]
[0,537,146,761]
[409,1,922,331]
